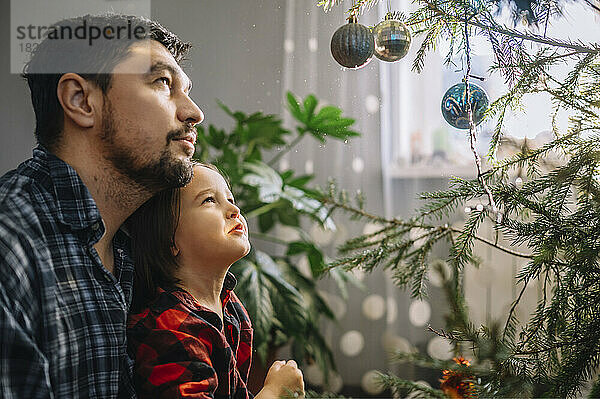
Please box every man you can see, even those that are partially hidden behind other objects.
[0,14,202,398]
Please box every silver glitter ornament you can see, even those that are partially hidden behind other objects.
[373,13,411,62]
[330,14,374,69]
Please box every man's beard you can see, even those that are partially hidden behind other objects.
[100,99,194,192]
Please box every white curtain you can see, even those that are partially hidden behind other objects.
[278,0,446,393]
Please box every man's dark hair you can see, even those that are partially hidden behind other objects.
[22,14,191,152]
[126,162,227,312]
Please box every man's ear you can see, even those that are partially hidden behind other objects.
[56,73,100,129]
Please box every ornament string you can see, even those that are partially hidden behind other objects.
[463,8,499,222]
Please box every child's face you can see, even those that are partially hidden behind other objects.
[173,165,250,266]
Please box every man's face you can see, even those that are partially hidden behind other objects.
[99,40,203,192]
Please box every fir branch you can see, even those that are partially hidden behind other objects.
[467,20,599,54]
[377,372,449,399]
[484,130,577,175]
[420,0,600,54]
[449,209,487,270]
[323,184,534,259]
[503,276,531,340]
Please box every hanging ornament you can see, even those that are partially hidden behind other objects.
[441,82,489,129]
[330,14,374,69]
[372,12,411,62]
[440,357,475,399]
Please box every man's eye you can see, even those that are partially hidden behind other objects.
[156,76,171,86]
[202,196,216,204]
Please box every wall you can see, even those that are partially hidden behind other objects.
[0,0,287,175]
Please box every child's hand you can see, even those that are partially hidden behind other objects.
[257,360,305,399]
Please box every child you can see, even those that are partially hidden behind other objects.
[127,162,304,398]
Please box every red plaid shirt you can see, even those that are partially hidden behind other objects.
[127,273,253,399]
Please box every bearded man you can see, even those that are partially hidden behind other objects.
[0,14,203,398]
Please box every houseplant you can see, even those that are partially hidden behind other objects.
[193,92,360,389]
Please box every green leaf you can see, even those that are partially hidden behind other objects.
[258,210,276,232]
[276,202,300,227]
[241,161,284,203]
[280,170,294,181]
[255,250,302,297]
[232,111,246,123]
[240,161,335,230]
[254,251,308,332]
[286,92,305,123]
[216,99,234,117]
[303,94,318,120]
[231,257,274,355]
[219,147,239,171]
[311,106,341,125]
[208,125,226,148]
[293,98,359,143]
[286,174,313,188]
[282,186,336,230]
[286,241,309,256]
[285,241,326,277]
[245,114,289,149]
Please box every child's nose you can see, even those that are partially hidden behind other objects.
[228,204,241,218]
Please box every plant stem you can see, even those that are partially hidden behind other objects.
[267,134,306,167]
[245,201,281,219]
[249,232,290,246]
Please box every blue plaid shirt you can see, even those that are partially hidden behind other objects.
[0,146,137,398]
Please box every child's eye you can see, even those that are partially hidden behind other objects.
[202,196,216,204]
[228,198,236,205]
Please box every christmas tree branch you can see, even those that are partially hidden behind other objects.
[450,226,532,259]
[321,193,534,259]
[503,276,531,339]
[468,20,599,54]
[419,0,600,54]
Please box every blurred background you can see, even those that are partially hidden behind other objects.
[1,0,598,395]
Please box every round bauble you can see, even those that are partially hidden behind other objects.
[441,82,489,129]
[330,16,374,69]
[373,14,411,62]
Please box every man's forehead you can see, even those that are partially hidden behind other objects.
[112,40,186,78]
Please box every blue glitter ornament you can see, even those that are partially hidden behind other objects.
[441,82,489,129]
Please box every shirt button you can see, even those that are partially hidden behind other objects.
[92,222,100,230]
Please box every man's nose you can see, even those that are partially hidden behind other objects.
[178,95,203,126]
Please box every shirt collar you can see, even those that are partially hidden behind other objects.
[223,271,237,291]
[35,146,103,231]
[220,272,237,305]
